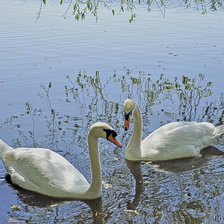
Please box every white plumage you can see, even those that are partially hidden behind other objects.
[123,99,224,161]
[0,122,122,199]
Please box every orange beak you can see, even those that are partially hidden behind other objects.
[123,117,130,131]
[108,134,122,148]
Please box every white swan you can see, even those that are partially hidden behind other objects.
[0,122,122,200]
[123,99,224,161]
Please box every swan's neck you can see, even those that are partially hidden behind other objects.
[125,104,142,160]
[86,134,102,198]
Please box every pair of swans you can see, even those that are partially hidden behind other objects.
[0,99,224,200]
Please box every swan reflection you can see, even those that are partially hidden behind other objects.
[6,183,103,224]
[126,146,224,212]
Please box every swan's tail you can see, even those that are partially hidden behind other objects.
[0,139,12,161]
[214,125,224,138]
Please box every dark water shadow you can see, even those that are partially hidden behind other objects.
[6,182,103,224]
[147,145,224,173]
[85,197,103,224]
[125,160,143,210]
[125,160,143,211]
[125,146,224,210]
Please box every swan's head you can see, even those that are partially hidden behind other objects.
[123,99,136,131]
[90,122,122,147]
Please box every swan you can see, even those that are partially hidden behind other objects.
[0,122,122,200]
[123,99,224,161]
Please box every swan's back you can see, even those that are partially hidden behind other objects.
[141,122,216,160]
[4,147,89,198]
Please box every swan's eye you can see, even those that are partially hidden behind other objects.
[124,111,132,121]
[103,129,117,139]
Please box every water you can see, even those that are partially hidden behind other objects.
[0,0,224,223]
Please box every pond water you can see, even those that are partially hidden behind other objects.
[0,0,224,223]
